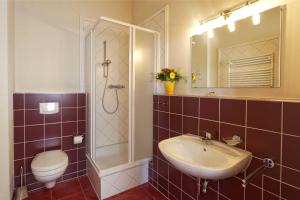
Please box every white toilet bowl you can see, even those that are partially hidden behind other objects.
[31,150,68,189]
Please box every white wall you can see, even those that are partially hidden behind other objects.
[15,0,132,92]
[0,0,14,199]
[133,0,300,99]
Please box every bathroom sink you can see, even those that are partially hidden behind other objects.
[158,134,252,180]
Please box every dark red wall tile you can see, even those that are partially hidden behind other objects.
[182,116,198,135]
[45,138,61,151]
[25,140,44,157]
[199,119,219,139]
[62,136,76,150]
[247,100,281,132]
[13,93,24,110]
[25,125,44,141]
[153,126,158,141]
[45,111,61,123]
[245,184,261,200]
[153,141,158,156]
[14,110,24,126]
[153,95,159,110]
[282,166,300,188]
[170,130,180,138]
[78,94,86,107]
[45,123,61,138]
[246,128,281,163]
[263,191,280,200]
[44,94,62,104]
[219,177,244,200]
[282,134,300,170]
[78,161,86,171]
[170,96,182,114]
[25,110,44,125]
[170,114,182,133]
[25,94,45,109]
[62,108,77,122]
[283,102,300,136]
[153,111,158,126]
[78,121,86,134]
[263,176,280,195]
[78,147,86,161]
[169,182,181,200]
[14,127,24,143]
[182,174,197,199]
[62,94,77,107]
[158,159,168,179]
[158,128,169,142]
[25,157,33,174]
[158,96,169,112]
[220,99,246,125]
[183,97,199,117]
[78,107,86,121]
[281,183,300,200]
[62,122,77,136]
[159,112,169,129]
[65,163,78,175]
[169,165,181,187]
[66,149,77,163]
[14,143,24,160]
[158,174,168,189]
[182,192,193,200]
[200,98,219,121]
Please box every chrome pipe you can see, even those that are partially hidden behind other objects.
[242,158,274,188]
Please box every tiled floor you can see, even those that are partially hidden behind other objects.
[24,176,166,200]
[106,183,167,200]
[25,176,98,200]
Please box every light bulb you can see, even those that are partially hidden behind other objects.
[228,21,235,32]
[207,29,214,39]
[252,13,260,25]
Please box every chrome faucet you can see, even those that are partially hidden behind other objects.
[201,131,213,145]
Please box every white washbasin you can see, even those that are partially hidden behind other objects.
[158,134,252,180]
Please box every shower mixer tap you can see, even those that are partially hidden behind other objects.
[108,84,125,89]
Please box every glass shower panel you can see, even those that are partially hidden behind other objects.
[133,29,156,161]
[94,21,130,170]
[84,32,93,159]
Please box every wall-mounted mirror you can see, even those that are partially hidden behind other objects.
[191,6,283,88]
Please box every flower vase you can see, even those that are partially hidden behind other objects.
[165,81,175,95]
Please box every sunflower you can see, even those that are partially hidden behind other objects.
[170,72,176,80]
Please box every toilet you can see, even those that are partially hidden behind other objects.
[31,150,68,189]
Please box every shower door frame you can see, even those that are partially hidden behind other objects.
[89,16,160,166]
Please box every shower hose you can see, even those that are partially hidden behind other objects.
[102,71,119,114]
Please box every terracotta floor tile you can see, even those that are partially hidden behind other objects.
[25,189,52,200]
[25,177,164,200]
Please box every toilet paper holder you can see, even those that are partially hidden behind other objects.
[73,135,84,144]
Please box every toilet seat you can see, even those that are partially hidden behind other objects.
[31,150,68,173]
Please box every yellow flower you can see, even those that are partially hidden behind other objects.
[170,72,176,80]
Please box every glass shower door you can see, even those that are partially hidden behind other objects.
[94,20,130,170]
[133,29,157,161]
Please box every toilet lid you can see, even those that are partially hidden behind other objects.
[31,150,68,172]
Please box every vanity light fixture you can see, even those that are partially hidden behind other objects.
[252,13,261,25]
[207,29,214,38]
[194,0,285,36]
[228,21,236,32]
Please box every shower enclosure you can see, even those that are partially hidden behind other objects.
[84,17,159,199]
